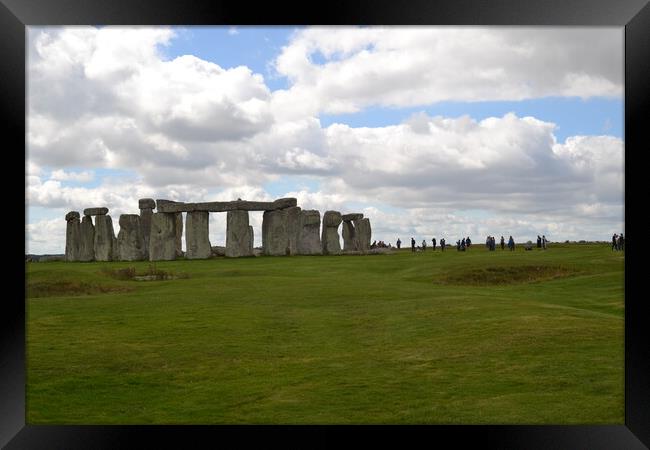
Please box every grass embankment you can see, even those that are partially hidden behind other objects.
[25,243,624,424]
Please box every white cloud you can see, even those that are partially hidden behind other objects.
[272,27,623,118]
[50,169,95,183]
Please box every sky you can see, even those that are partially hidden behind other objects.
[25,26,624,254]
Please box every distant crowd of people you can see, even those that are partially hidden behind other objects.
[536,235,548,250]
[612,233,625,251]
[370,240,391,249]
[394,235,524,252]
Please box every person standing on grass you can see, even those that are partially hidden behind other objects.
[422,239,427,251]
[542,235,547,250]
[466,237,471,249]
[441,238,446,251]
[508,235,515,251]
[618,233,624,251]
[612,234,618,251]
[432,237,436,251]
[396,238,401,249]
[537,235,542,248]
[501,236,505,250]
[411,237,416,252]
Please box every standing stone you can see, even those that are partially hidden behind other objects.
[342,221,356,251]
[94,215,116,261]
[286,206,302,255]
[175,212,183,257]
[321,211,342,255]
[262,209,289,256]
[226,210,253,257]
[297,210,322,255]
[248,226,254,254]
[117,214,145,261]
[79,215,95,262]
[185,211,212,259]
[139,198,155,260]
[149,212,176,261]
[354,218,372,252]
[64,211,81,262]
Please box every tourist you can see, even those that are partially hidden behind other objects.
[537,235,542,249]
[441,238,446,251]
[500,236,505,250]
[508,235,515,251]
[466,237,472,249]
[618,233,624,251]
[411,237,416,252]
[422,239,427,251]
[432,237,436,251]
[612,234,618,251]
[397,238,401,249]
[456,240,461,251]
[542,235,547,250]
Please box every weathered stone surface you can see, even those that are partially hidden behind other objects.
[117,214,146,261]
[354,218,372,252]
[149,213,176,261]
[185,211,212,259]
[342,221,357,251]
[262,209,289,256]
[65,212,81,261]
[321,211,342,255]
[297,210,322,255]
[175,212,183,257]
[226,210,253,257]
[139,206,154,259]
[286,206,301,255]
[211,246,226,257]
[93,215,116,261]
[157,197,297,213]
[83,207,109,216]
[248,226,254,254]
[78,215,95,261]
[138,198,156,209]
[342,213,363,222]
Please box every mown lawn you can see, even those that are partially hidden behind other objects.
[25,243,624,424]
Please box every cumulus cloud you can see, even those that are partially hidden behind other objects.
[272,27,623,118]
[25,26,624,253]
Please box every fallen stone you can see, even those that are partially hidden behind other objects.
[185,211,212,259]
[94,215,116,261]
[117,214,146,261]
[211,246,226,257]
[297,210,322,255]
[149,212,176,261]
[226,210,253,257]
[83,207,109,216]
[262,209,289,256]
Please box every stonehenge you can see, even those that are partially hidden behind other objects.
[321,211,343,255]
[149,212,176,261]
[139,198,155,259]
[185,211,212,259]
[93,214,116,261]
[65,211,80,261]
[226,210,253,257]
[63,197,372,262]
[117,214,146,261]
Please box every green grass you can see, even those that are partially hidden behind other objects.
[25,243,624,424]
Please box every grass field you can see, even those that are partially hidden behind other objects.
[25,243,624,424]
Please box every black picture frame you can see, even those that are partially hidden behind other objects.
[4,0,648,447]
